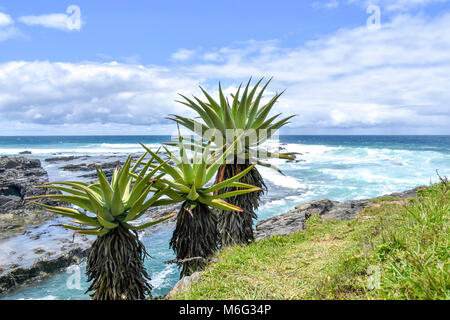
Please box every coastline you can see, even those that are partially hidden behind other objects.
[0,155,426,297]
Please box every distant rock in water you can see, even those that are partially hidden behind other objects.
[255,187,423,240]
[18,151,32,155]
[0,156,62,239]
[44,155,90,162]
[61,160,123,172]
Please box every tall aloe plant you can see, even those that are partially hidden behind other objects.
[141,131,261,277]
[26,154,173,300]
[168,78,296,246]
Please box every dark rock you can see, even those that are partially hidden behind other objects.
[0,247,89,295]
[18,151,32,155]
[0,202,178,296]
[386,186,424,199]
[0,156,62,239]
[44,155,90,162]
[321,200,370,221]
[255,207,307,240]
[255,187,420,240]
[61,161,123,172]
[255,199,337,240]
[79,169,115,179]
[166,272,202,299]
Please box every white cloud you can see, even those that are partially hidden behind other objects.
[171,49,196,62]
[18,6,82,31]
[0,61,199,134]
[172,13,450,133]
[0,12,23,42]
[0,12,13,27]
[323,0,449,11]
[1,12,450,134]
[313,0,340,9]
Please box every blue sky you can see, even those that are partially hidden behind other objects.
[0,0,450,135]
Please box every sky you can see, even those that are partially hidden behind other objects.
[0,0,449,135]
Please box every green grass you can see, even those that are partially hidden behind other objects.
[173,182,449,300]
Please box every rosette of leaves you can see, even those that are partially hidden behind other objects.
[141,132,261,278]
[26,153,173,300]
[167,78,297,246]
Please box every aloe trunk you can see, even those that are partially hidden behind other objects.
[216,161,266,246]
[170,202,219,278]
[86,224,152,300]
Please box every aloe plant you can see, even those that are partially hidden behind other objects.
[141,131,261,277]
[26,154,173,300]
[168,78,296,246]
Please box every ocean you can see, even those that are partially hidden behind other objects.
[0,135,449,300]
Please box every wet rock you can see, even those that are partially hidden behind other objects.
[18,151,32,155]
[0,203,178,296]
[387,186,424,199]
[166,272,202,299]
[79,169,115,179]
[0,156,63,239]
[60,160,123,172]
[255,187,420,240]
[255,199,337,240]
[0,247,90,295]
[44,155,90,162]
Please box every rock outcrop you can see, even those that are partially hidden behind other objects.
[166,272,202,299]
[168,187,423,298]
[255,188,421,240]
[0,156,62,239]
[61,160,124,172]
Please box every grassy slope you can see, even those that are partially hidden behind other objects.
[174,182,449,300]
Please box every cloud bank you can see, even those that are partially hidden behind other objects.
[1,12,449,134]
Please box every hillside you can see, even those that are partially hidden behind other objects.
[172,181,449,300]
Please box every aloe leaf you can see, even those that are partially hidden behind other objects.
[210,187,262,200]
[25,194,94,212]
[134,187,171,219]
[204,164,256,193]
[201,197,243,212]
[131,212,176,231]
[256,160,284,175]
[35,185,86,197]
[130,152,146,172]
[125,185,152,221]
[199,86,222,116]
[152,198,182,206]
[96,168,113,203]
[186,184,199,201]
[110,177,125,217]
[163,178,191,193]
[141,143,184,181]
[204,129,247,183]
[231,83,242,118]
[30,201,98,226]
[177,94,215,128]
[251,91,284,129]
[246,77,272,128]
[193,97,226,134]
[97,214,118,229]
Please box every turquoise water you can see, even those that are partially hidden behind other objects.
[0,135,449,299]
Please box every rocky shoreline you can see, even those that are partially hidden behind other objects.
[0,155,424,297]
[166,186,422,298]
[0,157,65,240]
[0,155,178,295]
